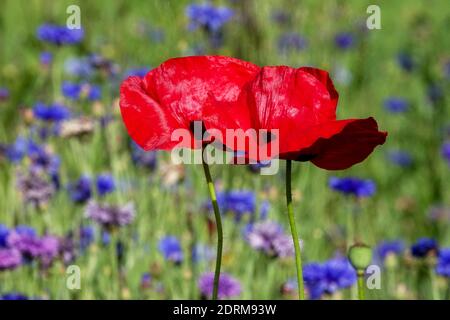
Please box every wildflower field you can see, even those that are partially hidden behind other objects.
[0,0,449,300]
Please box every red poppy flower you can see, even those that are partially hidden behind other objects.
[205,65,387,170]
[119,55,259,150]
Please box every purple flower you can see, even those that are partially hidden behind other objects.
[0,87,9,101]
[36,24,84,45]
[85,201,135,229]
[33,102,71,122]
[7,226,41,261]
[383,97,409,113]
[158,236,183,264]
[441,142,450,167]
[376,240,404,262]
[396,52,414,72]
[304,257,357,299]
[0,248,22,271]
[131,141,158,169]
[40,51,53,65]
[198,272,241,299]
[436,248,450,277]
[17,170,55,207]
[186,3,234,33]
[386,150,413,167]
[411,238,438,258]
[328,177,376,197]
[244,220,298,258]
[68,175,92,204]
[5,137,28,163]
[277,32,307,53]
[79,225,95,250]
[39,235,60,268]
[96,174,116,196]
[61,81,101,101]
[334,32,355,49]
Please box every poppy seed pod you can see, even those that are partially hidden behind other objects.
[348,243,373,271]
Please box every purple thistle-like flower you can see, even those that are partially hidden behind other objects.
[0,248,22,271]
[198,272,241,299]
[36,24,84,45]
[17,170,55,207]
[436,248,450,277]
[7,226,41,261]
[39,235,60,268]
[85,201,135,230]
[158,236,183,264]
[328,177,376,198]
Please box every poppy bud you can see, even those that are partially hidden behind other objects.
[348,243,372,271]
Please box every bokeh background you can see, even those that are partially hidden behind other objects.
[0,0,449,300]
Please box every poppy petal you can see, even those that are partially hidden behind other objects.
[280,117,387,170]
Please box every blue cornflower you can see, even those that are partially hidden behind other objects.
[5,137,28,163]
[386,150,413,167]
[140,272,152,289]
[79,225,94,250]
[383,97,409,113]
[40,51,53,65]
[436,248,450,277]
[396,52,414,72]
[158,236,183,264]
[96,174,115,196]
[131,141,158,169]
[334,32,355,50]
[411,238,439,258]
[304,257,357,299]
[0,87,9,101]
[277,32,307,53]
[36,23,84,45]
[0,293,29,300]
[209,190,256,221]
[198,272,241,299]
[328,177,376,197]
[427,84,443,104]
[186,3,234,32]
[376,240,404,262]
[61,81,101,101]
[0,224,9,247]
[124,67,151,79]
[101,231,111,246]
[442,142,450,166]
[64,57,94,78]
[33,102,70,122]
[68,175,92,204]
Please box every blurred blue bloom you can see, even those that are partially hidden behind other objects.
[140,272,152,289]
[68,175,92,204]
[96,174,116,196]
[383,97,409,113]
[5,137,28,163]
[442,142,450,166]
[186,3,234,33]
[411,238,438,258]
[0,293,29,300]
[158,236,183,264]
[33,102,71,122]
[61,81,101,101]
[444,60,450,80]
[39,51,53,65]
[436,248,450,277]
[376,240,404,262]
[101,231,111,246]
[259,200,270,220]
[304,257,357,299]
[198,272,241,299]
[211,190,256,221]
[0,224,9,247]
[334,32,355,49]
[248,160,271,173]
[0,87,9,101]
[36,24,84,45]
[396,52,415,72]
[427,84,443,104]
[192,243,215,263]
[131,141,158,169]
[79,225,95,250]
[124,67,151,79]
[64,57,94,78]
[328,177,376,197]
[277,32,307,53]
[271,10,291,26]
[387,150,413,167]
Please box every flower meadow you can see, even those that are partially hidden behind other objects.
[0,0,449,300]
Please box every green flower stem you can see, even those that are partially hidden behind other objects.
[285,160,305,300]
[357,271,365,300]
[202,153,223,300]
